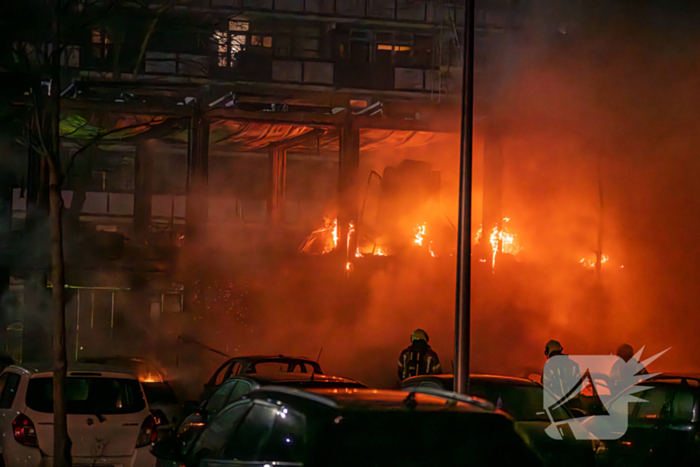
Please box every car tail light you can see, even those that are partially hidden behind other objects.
[151,409,168,426]
[13,414,38,447]
[136,415,157,447]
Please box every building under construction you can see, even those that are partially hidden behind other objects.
[0,0,528,364]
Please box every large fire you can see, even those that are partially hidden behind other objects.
[475,218,523,268]
[580,254,610,268]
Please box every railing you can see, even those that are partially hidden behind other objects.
[207,0,465,25]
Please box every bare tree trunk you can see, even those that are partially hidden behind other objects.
[49,1,71,466]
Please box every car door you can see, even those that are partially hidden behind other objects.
[202,401,306,466]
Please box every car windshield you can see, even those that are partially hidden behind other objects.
[316,410,533,466]
[469,383,570,422]
[27,377,146,414]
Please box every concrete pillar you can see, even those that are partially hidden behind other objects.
[338,119,360,262]
[184,106,210,313]
[185,112,210,242]
[133,143,153,240]
[267,147,287,225]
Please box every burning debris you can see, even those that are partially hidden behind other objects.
[580,255,610,268]
[475,218,523,268]
[299,218,338,254]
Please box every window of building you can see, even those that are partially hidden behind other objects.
[251,35,273,48]
[91,29,110,60]
[215,21,250,67]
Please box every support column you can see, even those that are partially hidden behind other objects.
[338,119,360,263]
[267,147,287,225]
[185,110,210,242]
[184,103,210,313]
[133,143,153,240]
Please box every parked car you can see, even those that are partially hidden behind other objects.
[202,355,323,398]
[80,356,181,434]
[176,373,366,447]
[152,386,543,467]
[0,363,157,467]
[401,374,598,467]
[605,374,700,466]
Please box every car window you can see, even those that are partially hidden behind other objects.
[259,406,306,463]
[26,377,146,414]
[671,390,695,422]
[230,362,242,376]
[252,362,292,374]
[228,381,253,403]
[634,387,671,420]
[469,384,569,422]
[191,401,251,459]
[206,382,237,414]
[213,362,233,386]
[0,374,8,403]
[223,402,277,460]
[0,373,21,409]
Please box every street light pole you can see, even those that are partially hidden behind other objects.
[454,0,475,395]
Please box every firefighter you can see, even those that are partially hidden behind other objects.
[609,344,647,395]
[398,329,442,380]
[542,339,581,403]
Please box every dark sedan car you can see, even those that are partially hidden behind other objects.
[153,386,543,467]
[203,355,323,398]
[401,374,598,467]
[606,374,700,467]
[176,373,366,446]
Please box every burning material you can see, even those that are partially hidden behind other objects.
[414,223,426,246]
[138,372,163,383]
[580,254,610,268]
[299,218,338,254]
[475,218,523,268]
[375,246,388,256]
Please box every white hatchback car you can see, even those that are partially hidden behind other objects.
[0,364,157,467]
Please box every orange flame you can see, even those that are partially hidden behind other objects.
[475,218,522,269]
[375,246,388,256]
[580,254,610,268]
[414,223,426,246]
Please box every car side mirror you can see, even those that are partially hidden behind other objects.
[151,437,186,461]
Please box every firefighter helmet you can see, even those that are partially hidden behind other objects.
[545,339,563,358]
[411,329,429,343]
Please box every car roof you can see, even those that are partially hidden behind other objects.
[5,363,138,378]
[404,374,541,387]
[647,374,700,387]
[247,387,494,413]
[226,355,319,363]
[231,373,363,386]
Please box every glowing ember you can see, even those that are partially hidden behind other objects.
[429,241,436,257]
[346,262,352,271]
[347,221,355,252]
[475,218,522,268]
[375,246,388,256]
[355,248,363,258]
[414,222,426,246]
[580,254,610,268]
[138,373,163,383]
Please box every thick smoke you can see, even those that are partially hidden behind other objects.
[7,1,700,394]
